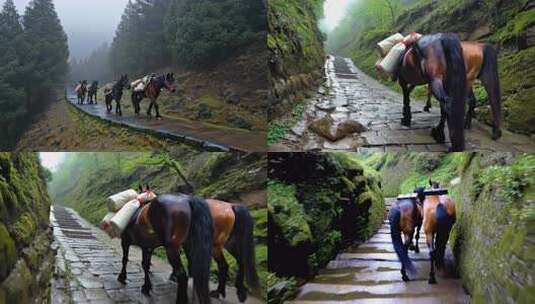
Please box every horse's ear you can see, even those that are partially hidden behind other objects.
[138,184,143,193]
[428,178,433,187]
[145,184,151,191]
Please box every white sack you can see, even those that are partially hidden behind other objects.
[107,189,138,212]
[377,33,404,57]
[109,199,141,238]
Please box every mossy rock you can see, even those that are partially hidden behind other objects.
[0,223,17,281]
[0,260,32,304]
[268,181,312,247]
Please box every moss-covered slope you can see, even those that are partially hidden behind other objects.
[267,153,384,303]
[336,0,535,134]
[268,0,326,118]
[0,153,54,304]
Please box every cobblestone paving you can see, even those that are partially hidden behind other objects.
[290,198,469,304]
[51,206,262,304]
[271,56,535,152]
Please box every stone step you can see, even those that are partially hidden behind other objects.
[336,252,429,262]
[348,243,428,254]
[294,281,469,302]
[290,296,469,304]
[313,270,434,285]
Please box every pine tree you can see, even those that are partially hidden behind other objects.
[0,0,27,148]
[23,0,69,98]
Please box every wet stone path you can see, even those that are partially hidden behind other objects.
[290,198,469,304]
[68,95,267,153]
[51,206,262,304]
[272,56,535,152]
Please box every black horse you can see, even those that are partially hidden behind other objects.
[104,75,129,116]
[87,81,99,104]
[118,186,213,304]
[131,73,176,119]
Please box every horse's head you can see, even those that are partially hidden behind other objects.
[138,184,157,204]
[164,73,176,93]
[429,179,440,189]
[413,187,426,204]
[120,74,130,89]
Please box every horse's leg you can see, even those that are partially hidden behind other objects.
[400,79,412,127]
[428,78,449,144]
[465,88,476,130]
[401,232,413,281]
[141,248,152,295]
[480,75,502,140]
[147,99,153,118]
[165,246,188,304]
[424,85,432,112]
[118,237,130,283]
[155,102,162,120]
[426,232,437,284]
[210,249,228,299]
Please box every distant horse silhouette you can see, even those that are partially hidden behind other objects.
[118,185,213,304]
[414,179,456,284]
[87,81,99,104]
[395,33,468,151]
[204,199,260,302]
[131,73,176,119]
[389,195,423,281]
[75,80,88,104]
[104,75,129,116]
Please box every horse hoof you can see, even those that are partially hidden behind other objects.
[431,128,445,144]
[428,278,437,284]
[141,285,152,295]
[117,274,126,284]
[424,106,431,112]
[401,118,411,127]
[237,289,247,303]
[402,275,410,282]
[492,129,502,141]
[415,248,420,253]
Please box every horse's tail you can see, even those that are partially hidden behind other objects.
[187,196,213,304]
[435,203,454,269]
[388,207,415,274]
[232,205,260,292]
[479,44,502,138]
[441,33,467,151]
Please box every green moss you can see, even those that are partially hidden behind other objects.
[11,214,37,247]
[0,223,17,281]
[268,181,312,247]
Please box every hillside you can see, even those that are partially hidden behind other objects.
[47,152,268,295]
[268,0,326,124]
[331,0,535,134]
[0,153,54,303]
[362,152,535,302]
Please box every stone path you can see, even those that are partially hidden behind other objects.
[68,95,266,153]
[50,205,263,304]
[271,56,535,152]
[290,198,469,303]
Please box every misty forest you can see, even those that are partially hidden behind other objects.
[268,0,535,152]
[0,0,267,150]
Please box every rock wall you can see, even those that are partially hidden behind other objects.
[450,153,535,303]
[268,0,326,118]
[268,153,384,279]
[0,153,54,304]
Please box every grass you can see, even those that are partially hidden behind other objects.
[268,101,306,145]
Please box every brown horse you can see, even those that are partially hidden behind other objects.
[131,73,176,119]
[75,80,88,104]
[397,35,502,147]
[205,199,260,302]
[414,180,456,284]
[117,186,213,304]
[389,196,423,281]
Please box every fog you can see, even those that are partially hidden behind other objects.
[320,0,358,33]
[4,0,129,60]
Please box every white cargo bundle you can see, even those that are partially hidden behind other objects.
[109,199,140,237]
[377,33,404,57]
[107,189,138,212]
[100,212,116,237]
[377,42,407,74]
